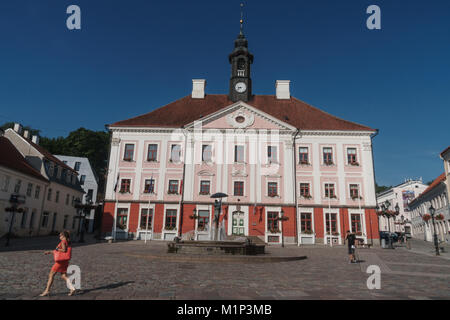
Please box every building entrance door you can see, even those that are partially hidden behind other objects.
[232,211,245,236]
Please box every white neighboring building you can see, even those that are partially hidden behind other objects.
[55,155,99,233]
[3,125,84,236]
[376,179,428,236]
[409,173,449,242]
[0,136,49,238]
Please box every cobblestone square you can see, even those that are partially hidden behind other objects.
[0,236,449,300]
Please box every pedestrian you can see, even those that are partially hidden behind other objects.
[39,231,76,297]
[345,230,357,263]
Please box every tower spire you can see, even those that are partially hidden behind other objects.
[240,3,244,35]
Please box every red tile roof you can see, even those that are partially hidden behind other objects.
[110,95,376,132]
[0,137,48,182]
[409,173,446,206]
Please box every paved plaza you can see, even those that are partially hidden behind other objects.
[0,236,449,300]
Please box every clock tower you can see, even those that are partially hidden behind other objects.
[229,10,253,102]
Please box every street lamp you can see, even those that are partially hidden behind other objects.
[5,194,25,247]
[277,209,289,248]
[429,205,440,256]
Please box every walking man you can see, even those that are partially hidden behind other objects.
[345,230,357,263]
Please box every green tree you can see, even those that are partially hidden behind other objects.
[376,184,391,194]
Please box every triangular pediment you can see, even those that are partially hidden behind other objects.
[185,101,296,131]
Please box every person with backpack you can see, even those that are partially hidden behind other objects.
[39,231,76,297]
[345,230,357,263]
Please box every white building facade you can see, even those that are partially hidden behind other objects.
[56,155,99,233]
[3,126,85,237]
[376,180,428,236]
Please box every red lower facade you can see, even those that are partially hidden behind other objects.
[101,202,379,245]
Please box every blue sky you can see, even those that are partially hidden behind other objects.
[0,0,449,186]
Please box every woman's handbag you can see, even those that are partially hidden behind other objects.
[53,246,72,262]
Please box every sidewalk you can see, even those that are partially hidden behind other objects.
[397,238,450,260]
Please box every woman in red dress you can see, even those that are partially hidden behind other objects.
[40,231,76,296]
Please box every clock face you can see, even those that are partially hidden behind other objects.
[235,82,247,93]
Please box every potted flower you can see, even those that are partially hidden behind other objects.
[356,232,363,236]
[303,230,314,235]
[436,214,445,221]
[268,228,281,234]
[165,226,176,231]
[422,214,431,222]
[350,161,360,166]
[332,232,340,236]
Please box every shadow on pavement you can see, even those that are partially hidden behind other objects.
[77,281,135,295]
[0,234,102,253]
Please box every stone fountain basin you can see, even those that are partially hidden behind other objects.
[167,240,265,256]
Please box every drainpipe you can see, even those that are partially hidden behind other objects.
[293,129,300,246]
[370,129,380,246]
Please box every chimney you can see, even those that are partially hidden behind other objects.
[276,80,291,100]
[23,130,30,139]
[192,79,206,99]
[13,123,23,134]
[32,135,40,145]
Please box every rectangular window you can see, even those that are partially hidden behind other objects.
[1,175,10,192]
[66,194,70,205]
[323,147,333,165]
[120,179,131,193]
[351,214,362,233]
[148,144,158,162]
[140,208,153,229]
[200,181,210,195]
[168,180,179,194]
[117,208,129,230]
[55,191,60,203]
[171,145,181,162]
[80,175,86,185]
[197,210,210,232]
[235,145,245,163]
[202,145,212,162]
[74,162,81,171]
[165,209,177,230]
[267,212,279,232]
[301,213,312,233]
[55,166,59,178]
[350,184,360,199]
[299,147,309,164]
[325,213,338,234]
[63,215,68,229]
[234,181,244,196]
[144,179,155,194]
[26,183,33,197]
[300,183,311,198]
[72,216,76,229]
[35,186,40,199]
[268,182,278,197]
[14,179,21,193]
[124,144,134,161]
[20,208,28,228]
[268,146,278,163]
[47,188,52,201]
[347,148,358,165]
[29,210,36,229]
[324,184,335,198]
[42,212,49,228]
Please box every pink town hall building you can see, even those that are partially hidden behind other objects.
[101,30,380,246]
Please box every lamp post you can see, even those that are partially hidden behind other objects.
[379,200,399,249]
[429,205,440,256]
[277,209,289,248]
[211,193,228,241]
[5,194,25,247]
[74,198,97,243]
